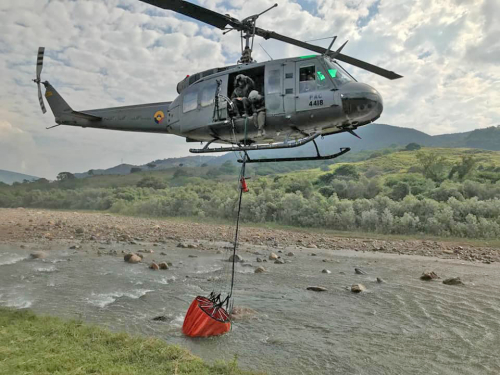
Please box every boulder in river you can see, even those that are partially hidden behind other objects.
[159,262,169,270]
[355,268,366,275]
[228,254,244,262]
[30,251,47,259]
[443,277,464,286]
[256,257,263,262]
[322,269,331,274]
[351,284,366,293]
[287,251,295,256]
[269,253,278,260]
[307,286,327,292]
[376,277,385,283]
[420,271,440,280]
[149,262,159,270]
[274,259,285,264]
[152,315,168,322]
[124,253,141,263]
[254,266,266,273]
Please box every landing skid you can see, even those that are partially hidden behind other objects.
[189,133,351,163]
[240,146,350,163]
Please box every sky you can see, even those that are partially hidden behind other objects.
[0,0,499,179]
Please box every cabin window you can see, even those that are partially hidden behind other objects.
[200,82,217,107]
[183,90,198,113]
[299,65,316,93]
[266,69,281,94]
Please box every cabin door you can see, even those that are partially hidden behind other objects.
[295,59,332,112]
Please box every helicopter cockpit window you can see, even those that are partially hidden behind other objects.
[200,82,217,107]
[325,60,353,86]
[183,90,198,113]
[299,65,316,93]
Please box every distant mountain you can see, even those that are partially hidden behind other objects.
[214,124,500,163]
[72,124,500,177]
[74,156,216,178]
[0,170,39,185]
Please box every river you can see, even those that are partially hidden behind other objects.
[1,241,499,374]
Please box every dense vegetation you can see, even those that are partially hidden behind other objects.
[2,147,500,239]
[0,308,254,375]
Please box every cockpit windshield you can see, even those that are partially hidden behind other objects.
[324,59,354,87]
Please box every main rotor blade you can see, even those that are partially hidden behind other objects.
[138,0,241,30]
[37,83,46,114]
[255,28,402,80]
[36,47,45,79]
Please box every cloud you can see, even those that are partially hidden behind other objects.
[0,119,51,176]
[0,0,499,178]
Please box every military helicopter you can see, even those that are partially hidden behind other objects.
[34,0,402,163]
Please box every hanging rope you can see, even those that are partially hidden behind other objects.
[182,116,250,337]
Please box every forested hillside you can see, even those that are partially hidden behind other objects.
[2,147,500,239]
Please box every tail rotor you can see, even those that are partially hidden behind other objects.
[33,47,47,114]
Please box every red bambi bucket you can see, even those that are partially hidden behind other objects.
[182,296,231,337]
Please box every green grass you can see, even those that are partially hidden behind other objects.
[0,308,259,375]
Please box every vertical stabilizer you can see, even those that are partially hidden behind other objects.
[43,82,73,117]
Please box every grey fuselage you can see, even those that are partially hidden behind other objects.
[45,55,383,145]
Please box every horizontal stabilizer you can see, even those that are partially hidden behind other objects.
[70,111,102,121]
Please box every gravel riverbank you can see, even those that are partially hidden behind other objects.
[1,208,499,263]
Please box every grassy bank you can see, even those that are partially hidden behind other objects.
[0,308,257,375]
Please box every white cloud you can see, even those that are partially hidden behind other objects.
[0,0,499,178]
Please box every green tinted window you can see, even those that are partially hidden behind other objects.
[328,69,337,78]
[317,71,326,81]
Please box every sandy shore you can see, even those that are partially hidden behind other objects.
[0,208,498,263]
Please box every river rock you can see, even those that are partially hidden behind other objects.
[254,266,266,273]
[149,262,159,270]
[420,271,440,280]
[307,243,318,249]
[287,251,295,256]
[124,253,141,263]
[152,315,168,322]
[269,253,278,260]
[322,269,331,274]
[274,258,285,264]
[376,277,385,283]
[75,227,84,234]
[30,251,47,259]
[177,243,188,248]
[159,262,169,270]
[188,255,198,258]
[355,268,366,275]
[351,284,366,293]
[228,254,244,262]
[443,277,464,286]
[256,257,263,262]
[307,286,327,292]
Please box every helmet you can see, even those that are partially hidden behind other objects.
[235,74,248,86]
[248,90,259,101]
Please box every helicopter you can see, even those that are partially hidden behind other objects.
[34,0,402,163]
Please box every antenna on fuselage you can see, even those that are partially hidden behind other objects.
[259,43,273,60]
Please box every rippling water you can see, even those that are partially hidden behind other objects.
[1,242,500,374]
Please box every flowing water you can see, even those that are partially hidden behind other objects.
[1,242,500,374]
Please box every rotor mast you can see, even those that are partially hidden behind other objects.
[226,3,278,64]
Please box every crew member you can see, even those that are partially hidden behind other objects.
[248,90,266,137]
[231,74,254,117]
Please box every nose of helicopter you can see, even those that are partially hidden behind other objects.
[339,82,383,122]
